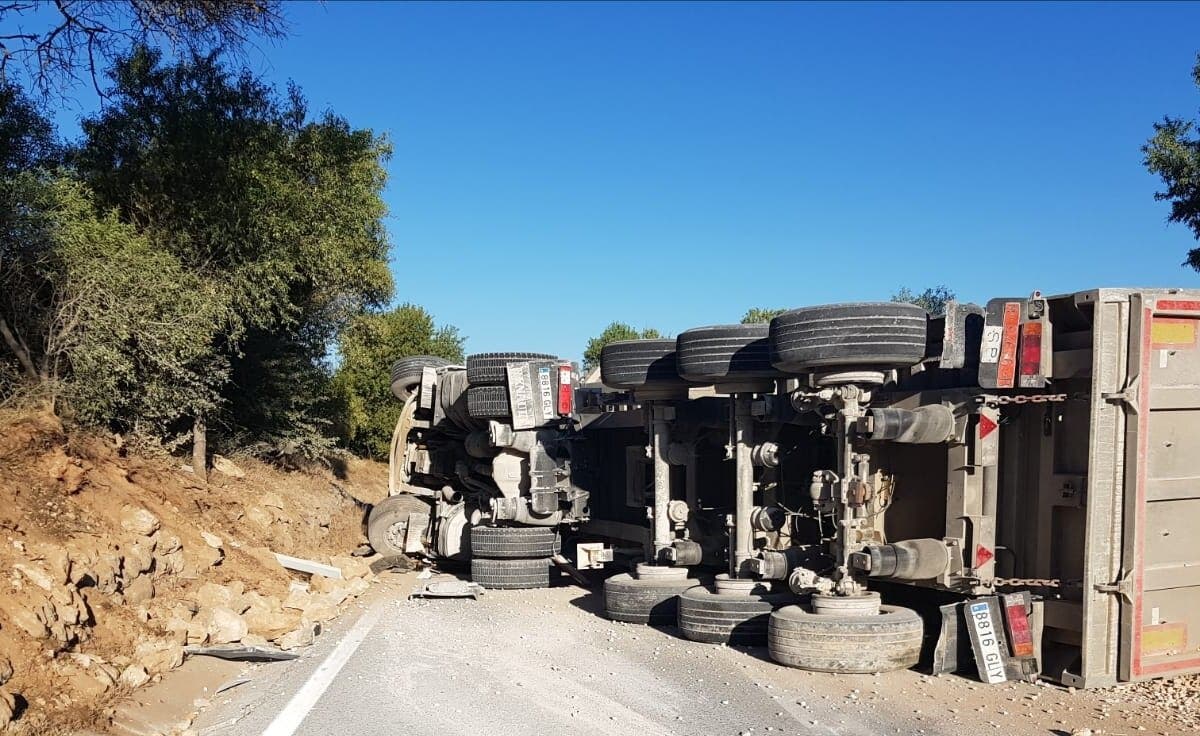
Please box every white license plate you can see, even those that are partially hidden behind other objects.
[968,601,1008,684]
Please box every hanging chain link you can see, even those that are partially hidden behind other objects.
[981,392,1090,407]
[989,577,1076,589]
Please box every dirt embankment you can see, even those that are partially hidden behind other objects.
[0,409,388,734]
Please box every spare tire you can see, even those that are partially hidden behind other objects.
[390,355,452,401]
[599,339,687,389]
[470,557,555,590]
[467,385,511,418]
[471,526,560,558]
[676,324,787,382]
[767,603,923,673]
[466,352,556,386]
[769,302,928,373]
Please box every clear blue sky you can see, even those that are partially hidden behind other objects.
[47,1,1200,361]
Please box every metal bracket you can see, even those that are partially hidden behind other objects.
[1101,376,1141,415]
[1094,570,1134,603]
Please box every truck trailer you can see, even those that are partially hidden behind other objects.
[373,287,1200,687]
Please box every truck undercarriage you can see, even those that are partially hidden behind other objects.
[377,287,1200,687]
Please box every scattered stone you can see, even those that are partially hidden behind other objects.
[136,638,184,675]
[211,455,246,479]
[0,688,16,728]
[14,562,57,592]
[0,657,11,686]
[278,622,320,651]
[119,664,150,689]
[205,606,248,645]
[124,575,155,605]
[200,532,223,549]
[120,507,161,536]
[330,555,372,580]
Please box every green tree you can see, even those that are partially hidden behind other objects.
[74,48,394,462]
[1144,53,1200,271]
[582,322,663,370]
[892,285,955,315]
[740,307,787,324]
[332,305,464,459]
[0,167,228,438]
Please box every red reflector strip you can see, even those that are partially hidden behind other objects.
[996,302,1020,389]
[1004,601,1035,658]
[557,365,573,415]
[1157,300,1200,312]
[1018,321,1042,377]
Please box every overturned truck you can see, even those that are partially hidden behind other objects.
[378,287,1200,687]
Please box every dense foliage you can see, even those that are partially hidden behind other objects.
[1144,54,1200,271]
[332,305,464,459]
[0,52,460,464]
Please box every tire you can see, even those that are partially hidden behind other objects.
[603,573,695,624]
[467,385,511,418]
[471,526,561,558]
[390,355,451,401]
[471,557,555,590]
[767,603,924,673]
[769,302,928,373]
[599,339,687,389]
[367,494,433,556]
[675,324,787,382]
[677,585,793,645]
[466,352,556,386]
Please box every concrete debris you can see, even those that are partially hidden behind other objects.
[120,507,161,536]
[275,552,343,579]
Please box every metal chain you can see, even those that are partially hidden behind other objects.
[981,392,1089,407]
[990,577,1074,588]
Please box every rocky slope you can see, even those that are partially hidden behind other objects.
[0,409,387,734]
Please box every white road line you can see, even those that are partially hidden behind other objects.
[260,602,385,736]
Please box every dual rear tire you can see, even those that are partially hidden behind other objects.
[469,526,560,590]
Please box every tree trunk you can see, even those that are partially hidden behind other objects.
[192,413,207,485]
[0,316,40,382]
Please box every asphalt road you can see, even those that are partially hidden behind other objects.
[188,573,1158,736]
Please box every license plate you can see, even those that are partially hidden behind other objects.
[968,600,1008,683]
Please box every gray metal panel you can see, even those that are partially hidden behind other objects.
[1067,290,1131,688]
